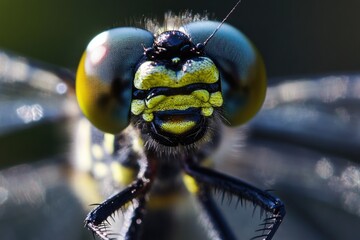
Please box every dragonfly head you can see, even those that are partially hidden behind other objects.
[76,21,266,148]
[131,30,222,146]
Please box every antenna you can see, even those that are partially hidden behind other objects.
[203,0,242,46]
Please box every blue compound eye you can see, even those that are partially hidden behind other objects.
[76,28,154,133]
[182,21,267,126]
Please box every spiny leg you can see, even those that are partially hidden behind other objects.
[120,197,147,240]
[183,160,285,240]
[196,185,237,240]
[86,157,156,240]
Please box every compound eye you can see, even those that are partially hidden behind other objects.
[76,28,153,133]
[182,21,266,126]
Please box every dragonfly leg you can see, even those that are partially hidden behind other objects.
[196,185,237,240]
[183,159,285,240]
[86,156,156,240]
[121,196,147,240]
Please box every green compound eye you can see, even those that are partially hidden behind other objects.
[183,21,266,126]
[76,28,154,133]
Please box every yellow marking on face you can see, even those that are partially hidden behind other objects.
[161,121,197,134]
[201,107,214,117]
[134,57,219,90]
[142,113,154,122]
[131,99,145,115]
[136,92,223,122]
[110,162,136,185]
[144,95,212,113]
[209,91,223,107]
[145,95,166,109]
[103,133,115,154]
[191,89,210,102]
[130,57,223,125]
[183,174,199,193]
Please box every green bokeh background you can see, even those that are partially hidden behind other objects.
[0,0,359,77]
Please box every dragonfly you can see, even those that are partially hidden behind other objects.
[1,10,360,240]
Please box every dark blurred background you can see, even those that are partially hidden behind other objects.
[0,0,359,77]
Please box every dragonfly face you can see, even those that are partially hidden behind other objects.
[131,30,222,146]
[75,13,284,240]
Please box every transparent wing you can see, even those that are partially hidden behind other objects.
[0,50,94,240]
[0,50,77,132]
[218,75,360,240]
[0,50,79,166]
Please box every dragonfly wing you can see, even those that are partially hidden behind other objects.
[218,75,360,240]
[0,50,77,134]
[0,51,92,239]
[0,50,79,167]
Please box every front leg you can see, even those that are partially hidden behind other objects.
[196,186,238,240]
[85,179,150,239]
[86,157,156,240]
[183,160,285,240]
